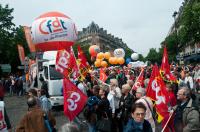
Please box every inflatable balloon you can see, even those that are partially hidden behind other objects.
[94,59,101,67]
[89,45,100,57]
[113,57,118,65]
[131,53,139,60]
[109,57,114,65]
[31,12,77,51]
[117,57,125,65]
[104,52,111,60]
[97,52,104,60]
[101,61,108,67]
[114,48,125,58]
[126,58,132,64]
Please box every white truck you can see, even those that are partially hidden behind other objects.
[29,51,64,107]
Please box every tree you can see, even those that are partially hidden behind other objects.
[178,0,200,46]
[0,4,16,71]
[138,54,145,62]
[145,48,161,64]
[124,48,133,59]
[0,4,30,73]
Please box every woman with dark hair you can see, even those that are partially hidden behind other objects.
[97,86,110,119]
[124,102,152,132]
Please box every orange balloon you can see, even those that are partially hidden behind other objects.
[113,57,118,65]
[104,52,111,60]
[89,45,100,57]
[94,59,101,67]
[97,52,104,60]
[109,57,114,64]
[117,57,125,65]
[101,61,108,67]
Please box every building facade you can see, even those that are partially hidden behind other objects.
[77,22,130,52]
[168,0,200,63]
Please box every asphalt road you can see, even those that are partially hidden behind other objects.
[4,94,70,131]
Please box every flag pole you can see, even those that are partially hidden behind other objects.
[161,106,177,132]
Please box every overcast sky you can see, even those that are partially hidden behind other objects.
[1,0,183,56]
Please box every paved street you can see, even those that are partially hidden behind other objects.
[4,94,69,131]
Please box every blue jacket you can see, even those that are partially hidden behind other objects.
[124,118,152,132]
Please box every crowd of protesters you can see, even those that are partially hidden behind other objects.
[0,63,199,132]
[79,64,200,132]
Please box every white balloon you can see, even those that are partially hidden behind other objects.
[131,53,139,60]
[128,61,146,68]
[114,48,125,58]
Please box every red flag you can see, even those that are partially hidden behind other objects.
[55,47,79,79]
[99,68,108,82]
[23,26,36,52]
[77,45,90,68]
[160,46,177,83]
[17,45,25,65]
[146,65,169,122]
[63,78,88,121]
[69,47,80,79]
[55,47,71,77]
[146,66,157,101]
[77,45,90,78]
[132,68,144,90]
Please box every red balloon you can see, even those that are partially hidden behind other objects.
[89,45,100,57]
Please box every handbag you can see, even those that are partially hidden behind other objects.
[96,112,111,132]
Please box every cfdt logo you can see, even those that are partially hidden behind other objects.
[39,17,67,34]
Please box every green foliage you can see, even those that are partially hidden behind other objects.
[0,4,17,72]
[124,48,133,59]
[146,48,161,64]
[0,4,29,73]
[138,54,145,62]
[162,33,177,61]
[178,0,200,45]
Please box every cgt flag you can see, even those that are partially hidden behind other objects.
[160,46,177,83]
[132,68,144,90]
[68,47,80,79]
[146,65,169,123]
[63,78,88,121]
[55,47,80,79]
[55,47,71,77]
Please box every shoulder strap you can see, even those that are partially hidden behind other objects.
[142,98,157,122]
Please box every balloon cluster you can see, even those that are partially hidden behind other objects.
[94,52,110,68]
[89,45,126,68]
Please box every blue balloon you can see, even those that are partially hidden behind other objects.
[126,58,131,64]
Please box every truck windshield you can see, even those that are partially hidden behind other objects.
[49,65,63,80]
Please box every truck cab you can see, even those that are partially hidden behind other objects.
[38,51,64,106]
